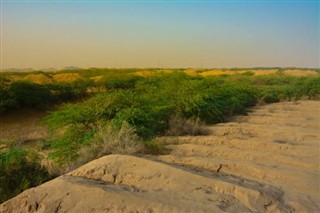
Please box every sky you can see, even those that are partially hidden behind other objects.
[1,0,319,69]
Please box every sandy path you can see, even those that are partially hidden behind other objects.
[154,100,320,212]
[1,101,319,212]
[0,109,48,143]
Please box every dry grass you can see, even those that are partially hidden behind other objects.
[89,75,103,82]
[166,116,209,136]
[250,70,277,75]
[52,73,81,82]
[134,70,155,77]
[184,69,199,76]
[198,69,282,76]
[200,69,227,76]
[94,122,142,156]
[284,70,318,76]
[68,122,142,171]
[142,137,174,155]
[24,74,52,84]
[135,70,173,77]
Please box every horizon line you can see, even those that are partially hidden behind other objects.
[1,66,320,71]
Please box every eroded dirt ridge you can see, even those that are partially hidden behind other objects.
[1,101,319,212]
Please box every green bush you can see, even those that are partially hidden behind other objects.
[143,139,168,155]
[0,148,51,202]
[105,75,142,90]
[0,77,93,114]
[45,83,75,101]
[253,75,293,86]
[0,77,16,113]
[43,72,320,167]
[166,115,209,136]
[258,87,282,103]
[9,81,53,109]
[70,79,94,97]
[291,76,320,99]
[48,124,95,166]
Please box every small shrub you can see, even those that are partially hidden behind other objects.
[276,69,284,75]
[67,121,141,170]
[166,116,209,136]
[143,139,168,155]
[94,121,141,156]
[45,83,75,101]
[259,87,281,104]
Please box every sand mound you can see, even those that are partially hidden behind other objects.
[198,69,279,76]
[52,73,81,82]
[196,69,319,77]
[184,69,200,76]
[24,74,52,84]
[284,69,318,76]
[0,155,288,212]
[1,101,319,212]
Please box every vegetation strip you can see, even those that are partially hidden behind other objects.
[1,68,319,202]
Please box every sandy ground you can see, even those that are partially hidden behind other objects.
[0,109,47,144]
[1,101,319,212]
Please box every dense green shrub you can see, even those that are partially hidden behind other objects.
[42,72,320,166]
[48,124,95,166]
[256,76,320,103]
[104,75,142,90]
[70,79,94,97]
[0,148,51,202]
[45,83,75,100]
[0,77,93,114]
[291,76,320,99]
[9,81,53,109]
[0,77,16,113]
[258,87,282,103]
[253,75,294,86]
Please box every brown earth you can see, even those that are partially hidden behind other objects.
[1,101,319,212]
[0,109,48,145]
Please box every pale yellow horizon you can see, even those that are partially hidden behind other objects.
[1,2,319,70]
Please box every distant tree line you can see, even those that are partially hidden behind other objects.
[0,76,92,113]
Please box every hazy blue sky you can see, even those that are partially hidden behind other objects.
[1,0,319,69]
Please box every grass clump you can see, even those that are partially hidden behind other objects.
[166,116,209,136]
[66,121,142,171]
[143,138,170,155]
